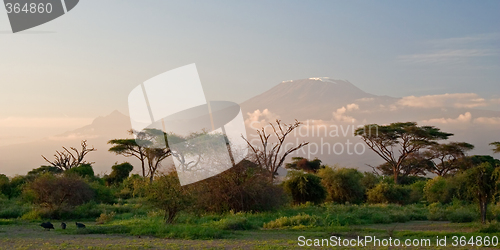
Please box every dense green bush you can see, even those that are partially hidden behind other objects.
[366,182,410,204]
[318,167,365,204]
[360,172,380,190]
[283,171,326,205]
[0,174,9,197]
[66,164,95,179]
[408,180,427,204]
[424,176,454,204]
[191,160,287,213]
[105,162,134,186]
[23,174,94,218]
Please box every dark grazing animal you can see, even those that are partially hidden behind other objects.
[61,222,66,229]
[40,222,54,230]
[75,222,86,229]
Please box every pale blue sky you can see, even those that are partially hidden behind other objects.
[0,0,499,144]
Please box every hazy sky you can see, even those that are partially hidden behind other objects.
[0,0,499,144]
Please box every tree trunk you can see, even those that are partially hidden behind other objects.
[141,159,145,178]
[480,199,487,224]
[393,168,399,184]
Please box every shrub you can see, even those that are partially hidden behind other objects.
[283,171,326,205]
[366,182,410,204]
[96,211,116,224]
[424,176,454,204]
[24,174,93,218]
[191,160,287,213]
[427,202,447,221]
[446,207,477,223]
[147,171,193,224]
[0,174,9,197]
[66,164,95,179]
[212,216,254,230]
[7,175,28,198]
[105,162,134,186]
[479,221,500,233]
[21,210,41,221]
[408,180,427,204]
[360,172,380,190]
[88,181,115,204]
[263,213,321,229]
[318,167,365,204]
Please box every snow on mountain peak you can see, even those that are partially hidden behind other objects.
[308,77,339,84]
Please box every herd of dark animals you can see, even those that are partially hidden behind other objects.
[39,222,86,231]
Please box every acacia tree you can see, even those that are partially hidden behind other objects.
[375,152,432,178]
[109,129,171,183]
[285,157,324,173]
[426,142,474,176]
[465,162,499,224]
[490,142,500,153]
[42,140,96,171]
[244,120,309,181]
[108,132,147,177]
[355,122,452,184]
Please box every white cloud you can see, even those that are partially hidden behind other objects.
[473,117,500,126]
[422,112,472,125]
[245,109,280,128]
[332,103,359,122]
[0,117,93,129]
[397,93,487,109]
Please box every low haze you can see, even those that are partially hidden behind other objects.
[0,0,499,174]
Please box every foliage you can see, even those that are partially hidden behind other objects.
[408,180,427,204]
[490,142,500,154]
[88,181,116,204]
[0,174,9,197]
[191,160,287,213]
[360,172,380,190]
[96,211,116,224]
[283,171,326,205]
[285,157,324,173]
[317,166,365,204]
[105,162,134,186]
[366,182,411,205]
[463,161,499,223]
[376,152,432,177]
[355,122,452,183]
[424,176,454,204]
[24,174,94,218]
[263,213,321,229]
[426,142,475,176]
[26,166,63,176]
[65,163,95,179]
[146,171,193,223]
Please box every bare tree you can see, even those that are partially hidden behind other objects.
[244,119,309,181]
[42,140,96,171]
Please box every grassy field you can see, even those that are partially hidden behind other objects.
[1,203,500,249]
[1,220,499,249]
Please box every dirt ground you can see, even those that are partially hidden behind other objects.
[0,221,497,249]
